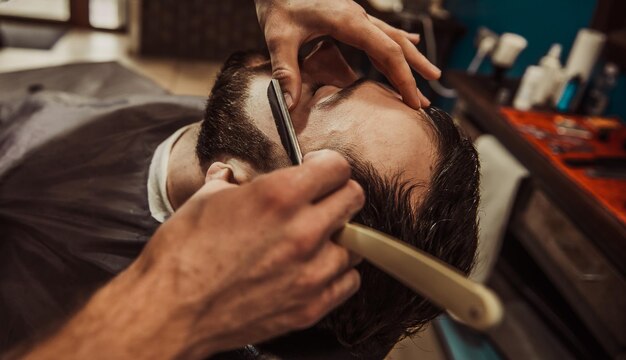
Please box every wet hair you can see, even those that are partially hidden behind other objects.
[319,107,479,358]
[197,52,479,358]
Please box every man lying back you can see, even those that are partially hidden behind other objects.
[155,40,480,358]
[0,42,479,359]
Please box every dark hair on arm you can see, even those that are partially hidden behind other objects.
[318,107,480,359]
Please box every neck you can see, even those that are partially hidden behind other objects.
[167,122,205,210]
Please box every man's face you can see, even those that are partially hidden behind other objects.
[246,42,434,194]
[238,41,436,200]
[197,42,480,355]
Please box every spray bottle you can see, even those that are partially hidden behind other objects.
[513,44,563,111]
[534,44,563,106]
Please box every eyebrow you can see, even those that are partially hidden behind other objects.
[314,78,372,110]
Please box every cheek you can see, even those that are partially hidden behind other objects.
[246,79,284,146]
[295,107,359,155]
[293,125,325,155]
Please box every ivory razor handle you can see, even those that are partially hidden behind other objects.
[337,223,503,330]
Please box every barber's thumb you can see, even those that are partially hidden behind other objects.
[303,149,342,162]
[271,59,301,110]
[275,74,300,110]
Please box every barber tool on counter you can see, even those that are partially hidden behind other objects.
[513,28,615,115]
[491,33,528,85]
[513,44,563,111]
[268,79,504,331]
[557,28,607,112]
[583,62,619,116]
[503,107,626,180]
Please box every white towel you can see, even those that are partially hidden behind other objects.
[472,135,529,283]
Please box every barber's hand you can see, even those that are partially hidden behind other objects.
[141,150,364,357]
[25,150,364,360]
[25,151,363,360]
[254,0,441,110]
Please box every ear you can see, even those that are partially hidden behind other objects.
[204,159,258,185]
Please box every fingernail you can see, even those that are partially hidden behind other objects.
[418,92,431,107]
[283,92,294,109]
[430,63,442,76]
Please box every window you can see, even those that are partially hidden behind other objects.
[89,0,125,30]
[0,0,71,21]
[0,0,127,30]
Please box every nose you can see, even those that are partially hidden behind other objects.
[301,40,359,87]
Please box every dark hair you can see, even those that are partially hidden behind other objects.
[196,51,282,173]
[318,107,480,358]
[196,52,480,358]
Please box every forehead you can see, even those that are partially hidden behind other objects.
[334,82,437,191]
[245,74,437,193]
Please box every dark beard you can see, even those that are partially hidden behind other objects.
[196,51,280,173]
[197,52,480,359]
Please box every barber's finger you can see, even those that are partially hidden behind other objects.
[311,179,364,234]
[333,21,421,109]
[266,32,302,109]
[285,179,363,256]
[399,38,441,88]
[316,269,361,317]
[291,150,352,202]
[396,29,420,44]
[252,150,351,207]
[300,241,353,290]
[396,39,433,107]
[370,56,430,107]
[371,57,431,106]
[400,36,440,83]
[405,32,421,45]
[348,251,363,267]
[368,15,440,81]
[275,268,359,330]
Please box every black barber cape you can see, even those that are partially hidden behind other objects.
[0,64,367,359]
[0,89,203,350]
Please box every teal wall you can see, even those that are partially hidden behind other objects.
[443,0,625,119]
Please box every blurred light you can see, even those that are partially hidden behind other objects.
[89,0,126,29]
[0,0,70,21]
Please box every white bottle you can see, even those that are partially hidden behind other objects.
[533,44,563,105]
[514,65,545,111]
[556,29,607,109]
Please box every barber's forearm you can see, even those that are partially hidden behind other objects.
[22,262,220,360]
[20,150,363,360]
